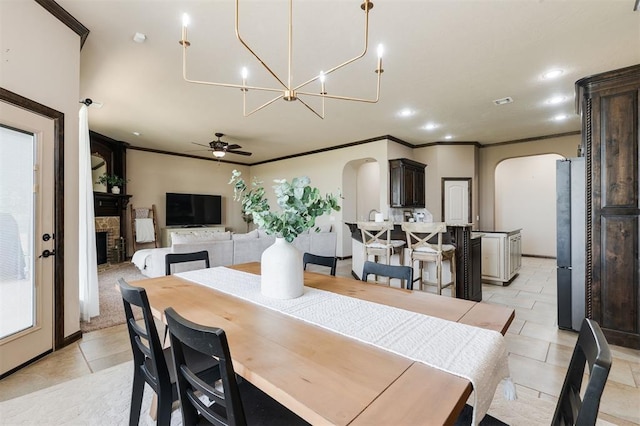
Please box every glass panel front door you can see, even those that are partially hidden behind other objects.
[0,99,54,376]
[0,126,35,338]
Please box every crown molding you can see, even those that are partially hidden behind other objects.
[35,0,90,48]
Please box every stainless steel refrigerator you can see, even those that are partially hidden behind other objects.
[556,157,585,331]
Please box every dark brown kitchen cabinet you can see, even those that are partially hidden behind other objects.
[576,64,640,349]
[389,158,426,207]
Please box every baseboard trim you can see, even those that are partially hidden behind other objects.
[1,350,52,379]
[61,330,83,348]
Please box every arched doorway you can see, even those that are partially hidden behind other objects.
[341,158,379,257]
[494,153,564,257]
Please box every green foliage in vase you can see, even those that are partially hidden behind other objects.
[229,170,341,243]
[95,173,129,187]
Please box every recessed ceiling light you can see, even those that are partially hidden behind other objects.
[398,108,415,118]
[422,123,438,130]
[132,131,142,136]
[133,32,146,43]
[444,135,453,140]
[493,97,513,106]
[553,114,569,121]
[542,69,564,80]
[546,96,566,105]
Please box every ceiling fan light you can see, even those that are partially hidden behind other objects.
[212,150,225,158]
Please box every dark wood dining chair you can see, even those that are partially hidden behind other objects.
[303,252,337,276]
[165,250,210,275]
[361,260,414,290]
[118,279,219,426]
[551,318,611,425]
[455,318,612,426]
[164,307,310,426]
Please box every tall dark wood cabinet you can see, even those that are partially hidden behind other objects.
[576,64,640,349]
[389,158,426,207]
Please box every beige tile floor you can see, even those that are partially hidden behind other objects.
[1,257,639,424]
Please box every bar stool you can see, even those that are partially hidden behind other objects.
[358,221,406,266]
[402,222,456,296]
[358,221,406,286]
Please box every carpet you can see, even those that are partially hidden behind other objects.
[0,361,622,426]
[80,263,146,333]
[0,361,182,426]
[0,359,586,426]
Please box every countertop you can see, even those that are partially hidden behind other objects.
[476,229,522,236]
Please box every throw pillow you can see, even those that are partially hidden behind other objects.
[232,229,259,240]
[171,230,231,244]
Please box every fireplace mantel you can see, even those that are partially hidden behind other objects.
[94,192,131,217]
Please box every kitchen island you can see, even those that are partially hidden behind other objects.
[478,229,522,285]
[346,222,483,301]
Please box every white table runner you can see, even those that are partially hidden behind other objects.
[176,267,513,425]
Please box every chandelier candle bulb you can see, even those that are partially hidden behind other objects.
[241,67,248,91]
[181,13,189,43]
[178,13,191,46]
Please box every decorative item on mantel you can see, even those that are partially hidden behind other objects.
[229,170,340,299]
[95,173,129,194]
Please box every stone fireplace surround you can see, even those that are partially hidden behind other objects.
[95,216,120,265]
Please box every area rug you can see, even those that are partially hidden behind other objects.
[80,263,146,333]
[0,359,581,426]
[0,361,182,426]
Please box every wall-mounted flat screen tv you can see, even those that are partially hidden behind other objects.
[166,193,222,227]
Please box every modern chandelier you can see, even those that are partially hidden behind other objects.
[179,0,383,118]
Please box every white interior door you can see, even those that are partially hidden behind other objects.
[443,178,470,224]
[0,101,55,376]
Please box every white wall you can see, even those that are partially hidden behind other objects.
[356,161,380,221]
[250,139,390,258]
[413,144,477,223]
[127,135,581,261]
[1,1,81,338]
[479,134,579,232]
[126,150,250,253]
[495,154,563,256]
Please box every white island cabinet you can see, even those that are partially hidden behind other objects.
[480,229,522,285]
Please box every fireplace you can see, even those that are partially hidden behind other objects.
[96,231,108,265]
[95,216,121,265]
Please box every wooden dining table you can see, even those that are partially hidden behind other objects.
[131,262,514,425]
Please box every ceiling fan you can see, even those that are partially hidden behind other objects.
[191,133,252,158]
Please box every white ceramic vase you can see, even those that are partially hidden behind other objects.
[260,237,304,299]
[111,186,120,194]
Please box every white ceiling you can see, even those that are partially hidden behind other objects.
[58,0,640,164]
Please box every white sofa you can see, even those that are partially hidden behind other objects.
[131,226,337,278]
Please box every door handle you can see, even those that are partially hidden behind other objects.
[39,249,55,258]
[42,233,53,241]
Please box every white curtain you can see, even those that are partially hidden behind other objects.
[79,105,100,321]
